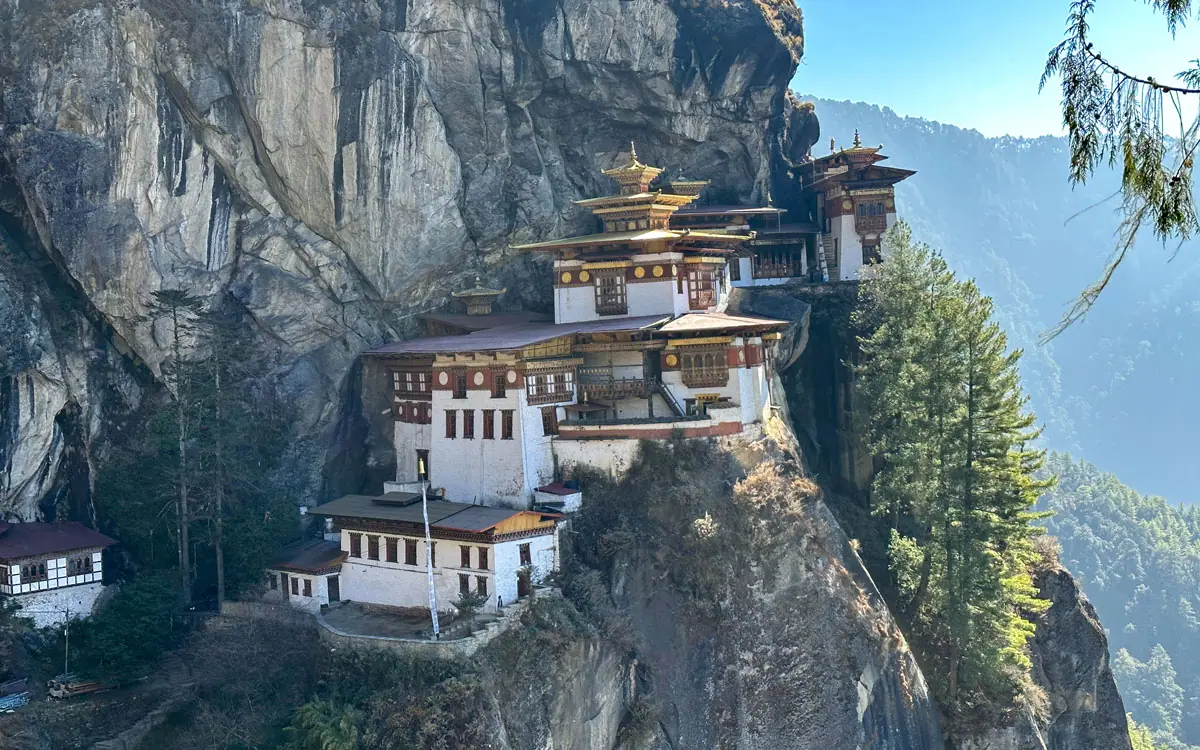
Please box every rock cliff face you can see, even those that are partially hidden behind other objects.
[0,0,807,518]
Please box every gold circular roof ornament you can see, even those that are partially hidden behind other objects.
[652,265,664,277]
[561,271,573,284]
[579,270,590,282]
[634,266,646,278]
[665,353,678,367]
[842,200,853,211]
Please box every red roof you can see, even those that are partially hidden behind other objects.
[0,522,115,561]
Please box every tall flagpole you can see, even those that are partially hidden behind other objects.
[420,458,440,639]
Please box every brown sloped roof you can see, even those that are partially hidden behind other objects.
[369,315,669,355]
[269,539,345,574]
[312,495,561,534]
[0,522,115,561]
[418,311,551,332]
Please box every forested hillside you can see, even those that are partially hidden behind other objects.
[810,97,1200,503]
[1041,453,1200,750]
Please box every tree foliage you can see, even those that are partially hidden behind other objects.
[1042,0,1200,336]
[1041,452,1200,748]
[94,292,296,604]
[855,222,1052,713]
[67,572,181,680]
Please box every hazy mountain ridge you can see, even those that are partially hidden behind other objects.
[807,96,1200,503]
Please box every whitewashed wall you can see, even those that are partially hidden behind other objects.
[831,213,863,281]
[493,534,556,609]
[8,581,104,628]
[392,421,432,483]
[429,386,528,506]
[264,569,337,613]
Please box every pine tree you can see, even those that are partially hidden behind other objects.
[145,289,205,605]
[858,222,1055,710]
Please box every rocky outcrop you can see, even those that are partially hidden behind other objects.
[959,565,1133,750]
[0,0,809,518]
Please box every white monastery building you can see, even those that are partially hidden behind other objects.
[0,521,114,628]
[298,138,910,618]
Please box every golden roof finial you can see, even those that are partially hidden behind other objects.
[629,141,638,164]
[830,137,836,153]
[853,129,862,148]
[766,188,774,207]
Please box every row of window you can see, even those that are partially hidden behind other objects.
[588,268,718,316]
[459,574,488,598]
[15,556,94,583]
[347,534,492,571]
[452,372,507,400]
[525,371,575,405]
[445,409,515,440]
[270,574,313,597]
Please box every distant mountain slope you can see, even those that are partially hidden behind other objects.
[807,97,1200,502]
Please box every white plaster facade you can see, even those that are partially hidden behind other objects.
[552,253,721,324]
[829,209,897,281]
[1,549,103,596]
[334,528,555,614]
[264,569,340,613]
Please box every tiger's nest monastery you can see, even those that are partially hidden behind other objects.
[299,138,912,619]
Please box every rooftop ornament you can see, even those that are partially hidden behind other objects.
[602,142,664,195]
[451,276,506,316]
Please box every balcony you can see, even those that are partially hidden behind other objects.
[577,366,656,400]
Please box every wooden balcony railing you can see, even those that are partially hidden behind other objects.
[855,215,887,233]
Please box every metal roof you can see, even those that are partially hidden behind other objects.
[0,522,115,561]
[311,494,558,534]
[511,228,744,251]
[657,312,790,333]
[269,539,345,573]
[369,315,669,356]
[674,205,787,216]
[418,311,551,332]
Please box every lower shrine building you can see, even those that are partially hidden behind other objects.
[309,493,559,614]
[0,521,115,628]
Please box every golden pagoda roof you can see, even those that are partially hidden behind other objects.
[450,275,506,299]
[510,228,746,252]
[601,143,664,195]
[574,191,697,209]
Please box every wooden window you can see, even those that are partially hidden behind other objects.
[501,410,514,440]
[491,372,506,398]
[728,259,741,282]
[291,577,300,596]
[392,369,431,399]
[303,578,312,597]
[405,539,418,566]
[594,272,627,315]
[453,371,468,399]
[462,409,475,439]
[429,541,436,567]
[445,410,457,439]
[541,406,559,436]
[519,543,532,567]
[21,562,47,583]
[482,409,495,440]
[269,573,278,590]
[525,370,575,405]
[476,576,488,597]
[349,533,362,558]
[368,536,380,561]
[459,573,471,596]
[687,266,716,309]
[461,545,471,569]
[280,573,288,594]
[679,347,729,387]
[386,537,398,563]
[478,547,489,571]
[863,241,882,266]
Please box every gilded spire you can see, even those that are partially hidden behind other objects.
[602,142,663,195]
[853,129,862,148]
[451,275,506,316]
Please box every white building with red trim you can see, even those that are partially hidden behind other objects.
[363,147,789,512]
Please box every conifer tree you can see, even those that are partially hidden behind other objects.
[857,222,1054,709]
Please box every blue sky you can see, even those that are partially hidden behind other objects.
[792,0,1200,138]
